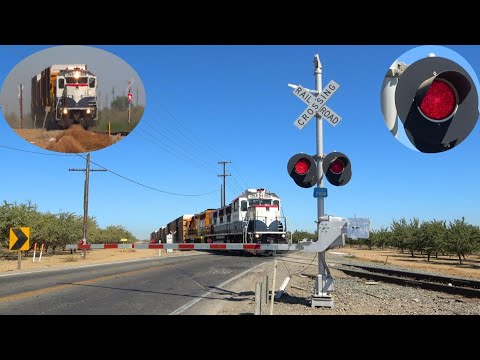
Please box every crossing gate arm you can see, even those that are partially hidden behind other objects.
[65,217,368,253]
[66,243,302,251]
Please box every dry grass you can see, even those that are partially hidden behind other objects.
[63,255,79,262]
[339,247,480,279]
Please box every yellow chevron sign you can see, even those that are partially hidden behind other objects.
[9,227,30,251]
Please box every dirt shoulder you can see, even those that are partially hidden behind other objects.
[0,248,202,274]
[196,249,480,315]
[13,126,124,153]
[338,247,480,279]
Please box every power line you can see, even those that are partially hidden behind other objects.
[138,110,219,173]
[135,122,218,174]
[131,126,218,175]
[0,144,74,156]
[0,144,218,197]
[75,153,218,197]
[230,163,250,189]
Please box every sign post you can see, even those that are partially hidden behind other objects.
[166,234,173,253]
[9,227,30,270]
[120,238,128,252]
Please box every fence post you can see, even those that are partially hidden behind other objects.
[255,282,262,315]
[269,259,278,315]
[263,273,269,304]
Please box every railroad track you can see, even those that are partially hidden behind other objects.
[337,263,480,298]
[90,130,130,136]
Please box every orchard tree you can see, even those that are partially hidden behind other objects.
[446,218,480,264]
[419,220,446,262]
[291,230,316,244]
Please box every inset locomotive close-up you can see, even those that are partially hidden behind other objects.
[31,64,98,130]
[0,45,146,153]
[150,188,287,253]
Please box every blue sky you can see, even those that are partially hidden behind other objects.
[1,45,480,240]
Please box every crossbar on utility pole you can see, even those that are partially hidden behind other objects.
[217,161,231,208]
[69,153,106,258]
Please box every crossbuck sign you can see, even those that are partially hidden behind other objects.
[293,80,342,129]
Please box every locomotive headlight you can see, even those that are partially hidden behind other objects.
[255,234,260,239]
[282,234,286,238]
[62,108,68,115]
[74,71,80,79]
[86,108,91,114]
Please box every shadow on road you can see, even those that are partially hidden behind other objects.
[60,282,223,301]
[59,282,254,303]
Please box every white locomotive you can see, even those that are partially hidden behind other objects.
[31,64,98,130]
[151,188,288,249]
[209,188,287,244]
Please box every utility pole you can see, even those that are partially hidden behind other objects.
[136,87,139,105]
[19,84,23,129]
[127,79,134,132]
[69,153,106,258]
[220,184,223,208]
[128,84,131,131]
[217,161,231,207]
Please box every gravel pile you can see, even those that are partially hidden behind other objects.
[215,252,480,315]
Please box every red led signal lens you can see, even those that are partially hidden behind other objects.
[419,80,457,121]
[329,159,345,174]
[295,159,310,175]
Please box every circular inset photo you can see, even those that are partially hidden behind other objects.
[380,45,479,153]
[1,45,146,153]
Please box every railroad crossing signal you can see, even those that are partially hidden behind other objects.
[128,93,133,103]
[287,54,368,309]
[9,227,30,251]
[323,152,352,186]
[382,56,479,153]
[287,153,318,188]
[291,80,342,129]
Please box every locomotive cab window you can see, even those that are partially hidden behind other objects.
[66,77,88,84]
[58,78,65,89]
[89,78,96,88]
[273,200,279,207]
[249,199,272,206]
[241,200,247,211]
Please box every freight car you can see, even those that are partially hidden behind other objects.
[31,64,98,130]
[150,189,287,252]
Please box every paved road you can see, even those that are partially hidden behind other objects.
[0,253,269,315]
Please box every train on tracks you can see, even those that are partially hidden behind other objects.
[31,64,98,130]
[150,188,288,252]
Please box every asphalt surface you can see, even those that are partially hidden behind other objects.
[0,252,268,315]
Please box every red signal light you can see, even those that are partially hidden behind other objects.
[288,153,318,188]
[329,159,345,174]
[419,80,456,121]
[295,159,310,175]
